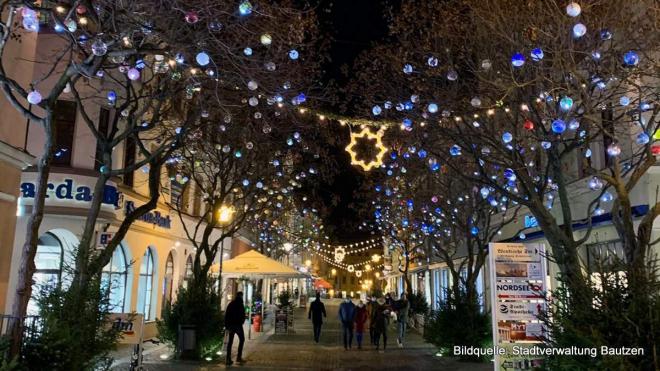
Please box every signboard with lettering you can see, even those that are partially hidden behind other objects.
[275,309,288,334]
[125,201,171,229]
[20,178,121,208]
[97,232,115,250]
[108,313,144,344]
[489,242,548,370]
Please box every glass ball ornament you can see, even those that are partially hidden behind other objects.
[471,97,482,107]
[511,53,525,67]
[246,142,254,150]
[470,226,479,236]
[234,151,242,158]
[530,48,544,61]
[449,145,462,156]
[91,39,108,56]
[523,120,534,130]
[247,80,258,90]
[196,52,210,66]
[260,34,272,46]
[481,59,492,70]
[372,105,382,115]
[208,21,223,32]
[552,119,566,134]
[566,2,581,17]
[559,96,573,111]
[573,23,587,38]
[239,1,253,15]
[480,187,490,198]
[600,192,613,202]
[265,62,276,71]
[289,49,299,60]
[418,149,427,159]
[591,51,601,60]
[588,177,603,190]
[620,96,630,106]
[600,29,612,40]
[243,47,253,56]
[403,64,413,74]
[446,69,458,81]
[427,56,438,67]
[184,11,199,24]
[568,119,580,130]
[99,165,109,174]
[427,103,438,113]
[127,68,140,81]
[504,168,516,181]
[27,90,42,105]
[623,51,639,66]
[263,125,272,134]
[107,91,117,102]
[606,143,621,156]
[502,132,513,144]
[637,132,650,145]
[248,97,259,106]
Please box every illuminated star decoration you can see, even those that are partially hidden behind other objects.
[345,127,388,171]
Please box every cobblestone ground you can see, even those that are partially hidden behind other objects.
[113,301,491,370]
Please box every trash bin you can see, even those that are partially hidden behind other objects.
[252,314,262,332]
[178,324,196,358]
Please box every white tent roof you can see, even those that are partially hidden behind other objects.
[214,250,307,279]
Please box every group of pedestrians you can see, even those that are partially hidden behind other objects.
[308,291,411,353]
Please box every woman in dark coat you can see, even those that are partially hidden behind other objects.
[354,301,368,349]
[372,297,390,352]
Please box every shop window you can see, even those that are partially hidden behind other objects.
[137,248,155,320]
[183,255,193,289]
[161,252,174,317]
[94,108,111,171]
[28,233,64,315]
[101,245,128,313]
[52,100,77,167]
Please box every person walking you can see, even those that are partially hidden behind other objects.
[396,293,411,347]
[354,300,368,349]
[385,292,394,307]
[373,297,390,353]
[366,296,376,345]
[308,292,327,343]
[225,292,247,366]
[338,296,356,350]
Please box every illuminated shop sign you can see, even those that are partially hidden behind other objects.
[524,215,538,228]
[20,178,120,207]
[125,201,171,229]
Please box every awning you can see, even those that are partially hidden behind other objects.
[314,278,333,289]
[213,250,307,279]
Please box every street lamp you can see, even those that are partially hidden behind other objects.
[216,205,236,225]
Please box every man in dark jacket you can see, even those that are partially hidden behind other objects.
[308,292,327,343]
[225,292,246,366]
[338,297,356,350]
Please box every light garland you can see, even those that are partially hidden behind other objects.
[345,127,388,171]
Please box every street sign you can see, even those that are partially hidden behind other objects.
[96,231,115,249]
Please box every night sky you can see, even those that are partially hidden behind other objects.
[303,0,395,242]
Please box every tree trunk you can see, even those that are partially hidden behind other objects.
[9,119,53,357]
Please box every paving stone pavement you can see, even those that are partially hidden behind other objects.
[113,301,491,370]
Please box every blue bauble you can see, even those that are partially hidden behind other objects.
[552,119,566,134]
[511,53,525,67]
[623,51,639,66]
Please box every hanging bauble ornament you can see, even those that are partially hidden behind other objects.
[248,97,259,106]
[523,120,534,130]
[184,11,199,24]
[263,125,272,134]
[623,51,639,66]
[239,1,253,15]
[588,177,603,190]
[403,64,413,74]
[260,33,272,46]
[107,90,117,103]
[265,62,276,71]
[504,168,516,181]
[552,119,566,134]
[91,39,108,56]
[194,52,210,66]
[427,103,438,113]
[243,47,253,56]
[568,119,580,130]
[208,21,223,32]
[566,2,581,17]
[502,132,513,144]
[511,53,525,67]
[65,19,77,32]
[559,96,573,111]
[573,23,587,38]
[427,56,438,67]
[470,226,479,236]
[619,96,631,106]
[481,59,492,70]
[27,90,42,105]
[530,48,544,61]
[446,69,458,81]
[480,187,490,198]
[600,29,612,40]
[372,105,382,115]
[606,143,621,156]
[289,49,299,60]
[127,68,140,81]
[449,145,462,156]
[247,80,258,90]
[471,97,482,107]
[637,132,650,145]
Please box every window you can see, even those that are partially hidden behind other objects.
[183,255,193,289]
[137,248,155,320]
[101,245,128,313]
[94,108,111,171]
[123,135,136,186]
[28,233,64,315]
[586,240,625,273]
[52,100,77,167]
[161,253,174,317]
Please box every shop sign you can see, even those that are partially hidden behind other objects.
[125,201,172,229]
[108,313,144,344]
[524,215,538,228]
[497,302,546,321]
[97,231,115,249]
[20,178,121,207]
